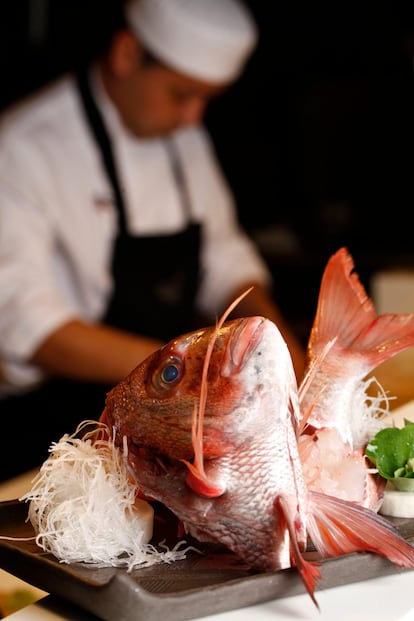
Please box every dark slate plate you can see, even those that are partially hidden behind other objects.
[1,499,414,621]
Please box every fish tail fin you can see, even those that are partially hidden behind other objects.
[308,247,414,373]
[308,490,414,568]
[276,496,321,609]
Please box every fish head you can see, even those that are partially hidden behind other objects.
[100,316,307,575]
[101,315,297,485]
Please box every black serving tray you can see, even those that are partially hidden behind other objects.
[1,499,414,621]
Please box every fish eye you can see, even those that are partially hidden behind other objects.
[162,364,179,383]
[154,355,183,390]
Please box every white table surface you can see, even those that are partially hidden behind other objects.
[3,401,414,621]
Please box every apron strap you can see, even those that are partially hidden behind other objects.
[76,68,127,231]
[164,138,193,220]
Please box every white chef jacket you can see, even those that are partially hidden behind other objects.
[0,71,272,394]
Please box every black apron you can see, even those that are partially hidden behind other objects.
[76,69,202,341]
[0,73,205,481]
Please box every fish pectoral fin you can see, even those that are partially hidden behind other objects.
[307,490,414,567]
[181,459,225,498]
[276,496,321,609]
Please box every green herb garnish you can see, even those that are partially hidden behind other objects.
[365,422,414,492]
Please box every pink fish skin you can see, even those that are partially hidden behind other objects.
[102,317,311,575]
[299,247,414,510]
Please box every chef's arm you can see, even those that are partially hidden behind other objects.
[226,283,306,382]
[29,319,164,385]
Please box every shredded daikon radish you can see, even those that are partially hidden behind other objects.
[20,420,192,570]
[350,376,394,450]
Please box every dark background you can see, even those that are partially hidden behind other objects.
[2,1,414,341]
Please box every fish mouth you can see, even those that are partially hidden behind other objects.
[126,438,186,482]
[101,409,190,484]
[223,316,266,376]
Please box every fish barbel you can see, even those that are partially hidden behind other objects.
[100,276,414,605]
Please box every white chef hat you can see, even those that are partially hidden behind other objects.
[124,0,258,84]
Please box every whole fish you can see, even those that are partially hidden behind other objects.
[100,261,414,606]
[299,247,414,510]
[101,313,311,576]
